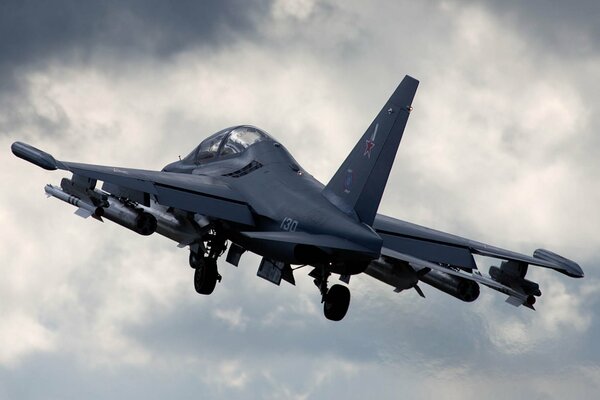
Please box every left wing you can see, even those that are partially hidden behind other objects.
[11,141,254,226]
[370,214,583,309]
[374,214,584,278]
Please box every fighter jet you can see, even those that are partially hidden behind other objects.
[11,75,584,321]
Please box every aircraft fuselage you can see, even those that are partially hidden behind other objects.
[164,139,382,273]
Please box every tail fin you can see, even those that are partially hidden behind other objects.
[323,75,419,226]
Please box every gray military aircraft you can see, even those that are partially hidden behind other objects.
[12,75,584,321]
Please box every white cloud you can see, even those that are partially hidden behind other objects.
[0,312,56,366]
[213,307,248,330]
[272,0,317,20]
[204,359,250,390]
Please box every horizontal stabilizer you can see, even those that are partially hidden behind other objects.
[240,231,375,255]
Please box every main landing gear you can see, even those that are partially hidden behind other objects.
[189,230,226,295]
[313,269,351,321]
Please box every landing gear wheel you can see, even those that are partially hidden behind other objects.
[189,251,205,269]
[194,259,218,295]
[323,284,351,321]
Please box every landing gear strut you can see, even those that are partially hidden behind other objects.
[189,229,226,295]
[313,269,351,321]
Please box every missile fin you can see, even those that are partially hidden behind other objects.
[414,284,426,298]
[74,207,92,219]
[505,295,524,307]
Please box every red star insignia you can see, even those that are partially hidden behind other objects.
[364,139,375,158]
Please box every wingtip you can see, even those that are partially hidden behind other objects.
[533,249,584,278]
[11,141,59,171]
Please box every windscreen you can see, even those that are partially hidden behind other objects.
[220,126,269,156]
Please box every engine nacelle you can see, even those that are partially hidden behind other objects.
[364,258,420,292]
[102,197,157,236]
[419,269,480,302]
[137,201,207,244]
[364,258,480,301]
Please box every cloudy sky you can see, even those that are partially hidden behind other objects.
[1,0,599,398]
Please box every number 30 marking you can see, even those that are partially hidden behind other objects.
[281,217,298,232]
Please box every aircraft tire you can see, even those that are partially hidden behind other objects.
[189,251,205,269]
[323,284,351,321]
[194,260,217,295]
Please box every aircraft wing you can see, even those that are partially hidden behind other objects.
[374,214,584,278]
[11,141,254,226]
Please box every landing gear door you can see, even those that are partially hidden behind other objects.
[257,258,284,285]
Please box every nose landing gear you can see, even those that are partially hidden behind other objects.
[189,229,225,295]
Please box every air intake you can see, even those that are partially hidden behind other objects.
[223,161,263,178]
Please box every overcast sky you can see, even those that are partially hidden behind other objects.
[1,1,599,399]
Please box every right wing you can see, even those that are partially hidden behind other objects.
[11,141,254,226]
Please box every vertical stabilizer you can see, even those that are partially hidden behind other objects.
[323,75,419,226]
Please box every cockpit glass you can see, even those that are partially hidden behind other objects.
[220,126,269,156]
[184,126,272,164]
[194,129,229,162]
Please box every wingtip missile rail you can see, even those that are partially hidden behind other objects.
[44,184,104,220]
[44,182,157,236]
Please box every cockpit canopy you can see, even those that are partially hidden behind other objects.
[183,125,272,164]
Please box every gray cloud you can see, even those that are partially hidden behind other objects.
[0,0,270,138]
[474,0,600,56]
[0,0,269,66]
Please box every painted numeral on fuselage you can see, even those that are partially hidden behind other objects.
[281,217,298,232]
